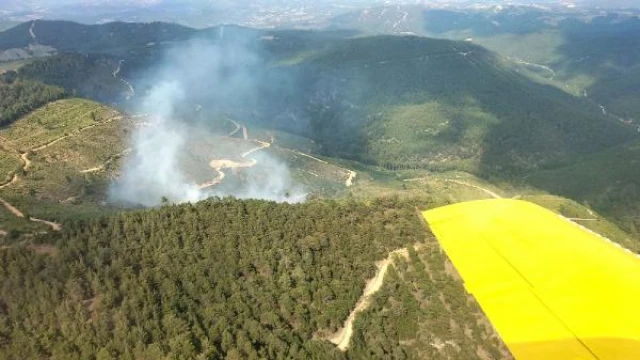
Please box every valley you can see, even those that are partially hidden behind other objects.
[0,12,639,360]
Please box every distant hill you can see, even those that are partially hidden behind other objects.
[0,20,196,55]
[327,6,640,122]
[259,34,635,176]
[1,20,634,177]
[17,53,132,104]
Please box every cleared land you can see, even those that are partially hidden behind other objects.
[424,199,640,360]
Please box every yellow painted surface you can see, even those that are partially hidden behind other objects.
[423,199,640,360]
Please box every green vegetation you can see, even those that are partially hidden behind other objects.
[18,53,132,103]
[527,140,640,236]
[0,78,66,127]
[351,245,510,359]
[0,20,195,54]
[0,197,494,360]
[0,98,115,150]
[0,18,638,360]
[275,35,633,176]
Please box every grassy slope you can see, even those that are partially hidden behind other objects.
[527,140,640,236]
[349,167,639,251]
[0,98,128,223]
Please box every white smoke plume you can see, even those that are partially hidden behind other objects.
[109,35,305,207]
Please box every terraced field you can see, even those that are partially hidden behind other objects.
[424,199,640,360]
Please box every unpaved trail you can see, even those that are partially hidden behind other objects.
[241,139,271,158]
[32,135,69,152]
[0,174,18,190]
[198,125,271,189]
[284,148,328,164]
[511,57,555,79]
[20,152,32,170]
[29,21,37,43]
[0,230,6,237]
[113,60,135,98]
[16,114,121,173]
[80,148,131,173]
[446,179,502,199]
[30,217,61,231]
[0,197,24,218]
[0,113,121,233]
[0,196,61,231]
[280,148,356,187]
[199,169,225,189]
[227,119,241,137]
[345,170,356,187]
[329,248,410,351]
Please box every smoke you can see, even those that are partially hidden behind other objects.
[109,34,306,207]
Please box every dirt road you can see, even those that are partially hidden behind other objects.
[0,197,24,218]
[113,60,135,98]
[446,179,502,199]
[199,169,225,189]
[227,119,241,137]
[0,112,122,233]
[29,21,37,43]
[329,248,409,351]
[81,148,131,173]
[198,125,271,189]
[0,196,61,231]
[281,148,356,187]
[0,174,18,190]
[345,170,356,187]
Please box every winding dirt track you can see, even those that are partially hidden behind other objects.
[198,121,271,189]
[280,148,357,187]
[0,113,122,232]
[80,148,132,173]
[446,179,502,199]
[329,248,410,351]
[0,196,61,231]
[227,119,241,137]
[0,174,18,190]
[345,170,356,187]
[113,60,135,98]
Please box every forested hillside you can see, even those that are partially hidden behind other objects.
[260,35,634,176]
[0,77,66,127]
[528,140,640,235]
[18,53,132,103]
[0,20,196,54]
[0,197,509,359]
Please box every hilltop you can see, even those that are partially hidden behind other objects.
[1,18,640,360]
[262,34,634,176]
[327,5,640,123]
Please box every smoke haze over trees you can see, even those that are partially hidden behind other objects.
[109,36,306,207]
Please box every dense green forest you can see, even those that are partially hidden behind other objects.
[0,20,195,54]
[258,35,634,177]
[0,76,66,127]
[0,197,509,359]
[352,246,510,359]
[18,53,132,103]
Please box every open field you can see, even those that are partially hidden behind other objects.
[424,199,640,360]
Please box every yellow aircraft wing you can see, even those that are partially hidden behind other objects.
[423,199,640,360]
